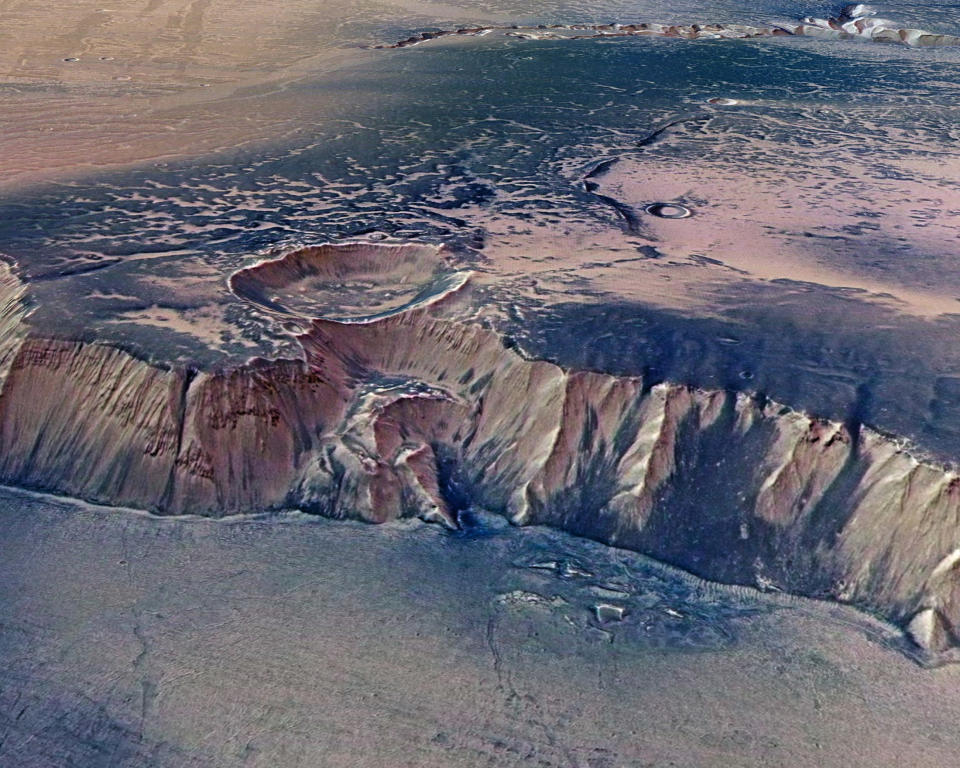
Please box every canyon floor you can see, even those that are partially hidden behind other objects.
[3,488,960,768]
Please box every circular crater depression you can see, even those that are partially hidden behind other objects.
[229,242,472,323]
[645,202,692,219]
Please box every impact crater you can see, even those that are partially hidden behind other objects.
[229,242,472,323]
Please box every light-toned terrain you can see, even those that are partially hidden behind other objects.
[0,0,506,187]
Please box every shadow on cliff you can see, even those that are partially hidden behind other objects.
[513,280,960,466]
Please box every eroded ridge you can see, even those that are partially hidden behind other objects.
[2,245,960,660]
[376,4,960,49]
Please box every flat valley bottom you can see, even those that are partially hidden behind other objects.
[2,487,959,768]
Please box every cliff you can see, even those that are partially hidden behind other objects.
[1,245,960,659]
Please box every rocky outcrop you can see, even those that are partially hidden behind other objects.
[2,245,960,660]
[377,5,960,49]
[795,4,960,46]
[378,23,794,49]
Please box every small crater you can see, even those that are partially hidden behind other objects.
[645,202,692,219]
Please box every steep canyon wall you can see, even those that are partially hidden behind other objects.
[1,247,958,658]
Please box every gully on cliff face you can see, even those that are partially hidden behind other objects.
[0,243,959,662]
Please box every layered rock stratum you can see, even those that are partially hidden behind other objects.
[2,241,960,661]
